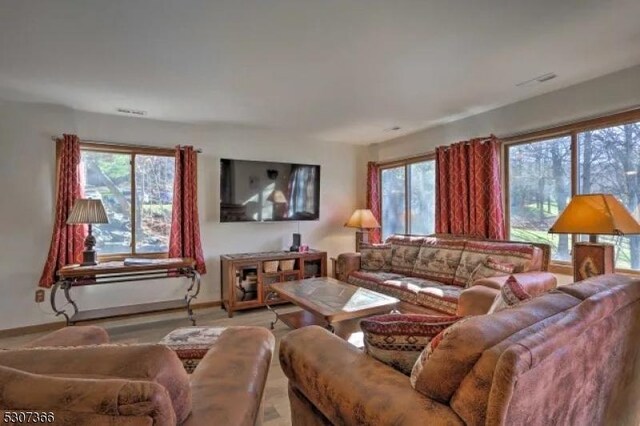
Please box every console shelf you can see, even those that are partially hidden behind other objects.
[220,250,327,317]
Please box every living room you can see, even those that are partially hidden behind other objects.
[1,1,640,425]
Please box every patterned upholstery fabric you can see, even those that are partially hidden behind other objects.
[411,238,466,285]
[348,273,462,315]
[160,327,226,373]
[453,240,538,287]
[465,256,515,288]
[488,275,532,313]
[415,283,462,315]
[359,243,393,272]
[386,235,425,275]
[361,314,461,375]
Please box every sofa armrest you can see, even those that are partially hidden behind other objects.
[472,271,557,296]
[457,272,558,316]
[22,325,110,348]
[0,344,191,424]
[184,327,275,426]
[0,365,176,425]
[279,326,464,425]
[335,253,361,282]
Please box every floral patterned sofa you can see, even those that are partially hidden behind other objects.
[335,234,557,316]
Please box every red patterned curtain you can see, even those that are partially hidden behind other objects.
[366,161,382,243]
[435,135,505,239]
[169,146,207,274]
[39,134,86,288]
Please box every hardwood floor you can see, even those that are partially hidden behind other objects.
[0,305,305,426]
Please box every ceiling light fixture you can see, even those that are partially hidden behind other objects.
[515,72,557,88]
[116,108,147,116]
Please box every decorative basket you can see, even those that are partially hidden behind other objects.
[279,259,296,271]
[263,261,279,273]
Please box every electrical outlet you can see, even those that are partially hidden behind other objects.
[35,289,45,303]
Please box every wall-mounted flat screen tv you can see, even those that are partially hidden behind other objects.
[220,159,320,222]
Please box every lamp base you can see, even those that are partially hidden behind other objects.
[81,250,98,266]
[355,230,370,252]
[573,242,614,282]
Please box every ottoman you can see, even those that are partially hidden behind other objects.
[160,326,226,373]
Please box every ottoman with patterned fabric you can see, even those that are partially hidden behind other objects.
[160,326,225,373]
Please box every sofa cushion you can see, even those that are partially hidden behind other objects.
[386,235,425,275]
[361,314,461,375]
[453,240,539,286]
[488,275,532,313]
[348,271,405,292]
[359,243,393,272]
[466,257,515,288]
[415,283,463,315]
[411,238,466,285]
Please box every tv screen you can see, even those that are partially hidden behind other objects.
[220,159,320,222]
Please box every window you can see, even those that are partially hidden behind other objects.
[578,123,640,269]
[507,136,572,261]
[505,110,640,271]
[80,145,175,257]
[380,159,436,240]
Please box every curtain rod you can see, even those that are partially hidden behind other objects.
[51,136,202,153]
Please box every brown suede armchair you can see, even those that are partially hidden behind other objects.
[280,274,640,425]
[0,325,275,426]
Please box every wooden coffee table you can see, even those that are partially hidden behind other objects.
[265,277,399,339]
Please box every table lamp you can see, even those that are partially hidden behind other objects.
[344,209,380,252]
[67,198,109,266]
[549,193,640,281]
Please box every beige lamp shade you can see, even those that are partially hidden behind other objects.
[267,190,288,204]
[66,199,109,224]
[549,194,640,235]
[345,209,380,229]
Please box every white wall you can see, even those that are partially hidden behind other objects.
[0,100,366,330]
[372,65,640,161]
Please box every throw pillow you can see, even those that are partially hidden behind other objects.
[410,316,474,393]
[466,256,515,288]
[361,313,461,375]
[359,243,393,272]
[488,275,532,313]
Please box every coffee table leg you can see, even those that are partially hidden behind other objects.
[264,291,280,329]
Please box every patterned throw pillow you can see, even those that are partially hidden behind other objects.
[488,275,532,313]
[410,316,473,393]
[466,256,515,288]
[453,241,537,287]
[386,235,426,275]
[360,243,393,272]
[412,238,466,285]
[361,313,461,375]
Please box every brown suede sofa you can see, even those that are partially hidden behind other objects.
[335,234,557,316]
[280,274,640,425]
[0,325,274,425]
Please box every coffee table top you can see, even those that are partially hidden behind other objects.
[269,277,398,322]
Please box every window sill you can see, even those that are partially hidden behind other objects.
[549,261,640,277]
[98,253,169,262]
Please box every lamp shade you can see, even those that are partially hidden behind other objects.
[66,199,109,225]
[549,194,640,235]
[345,209,380,229]
[267,190,288,204]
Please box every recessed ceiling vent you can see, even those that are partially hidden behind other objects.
[116,108,147,116]
[516,72,557,87]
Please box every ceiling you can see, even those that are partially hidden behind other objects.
[1,0,639,145]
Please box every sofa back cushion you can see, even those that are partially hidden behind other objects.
[411,238,466,285]
[410,290,580,404]
[386,235,425,275]
[359,243,393,272]
[453,240,541,287]
[451,274,640,426]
